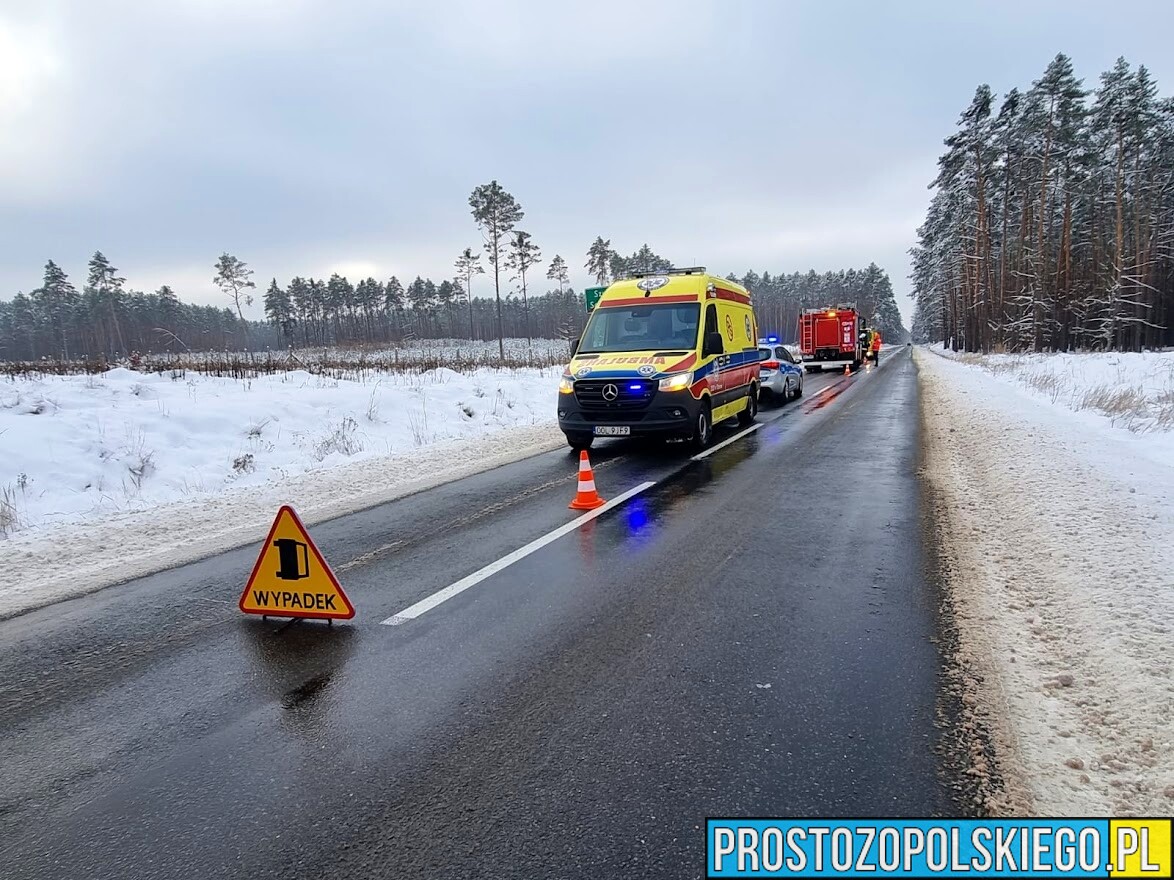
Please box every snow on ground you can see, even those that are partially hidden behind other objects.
[935,347,1174,442]
[916,346,1174,815]
[1,365,563,617]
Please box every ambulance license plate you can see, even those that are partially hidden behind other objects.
[593,426,630,436]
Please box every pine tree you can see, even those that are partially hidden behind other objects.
[627,243,673,274]
[87,251,128,357]
[933,84,996,351]
[546,254,569,293]
[308,278,327,343]
[506,230,542,345]
[454,247,485,340]
[34,260,79,358]
[990,87,1025,347]
[153,285,184,349]
[406,276,435,336]
[436,279,458,335]
[263,278,295,340]
[1021,54,1087,350]
[213,253,255,322]
[585,236,612,285]
[469,180,524,359]
[384,276,405,340]
[287,277,313,344]
[355,277,384,342]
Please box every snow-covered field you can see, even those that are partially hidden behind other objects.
[1,364,563,617]
[916,347,1174,815]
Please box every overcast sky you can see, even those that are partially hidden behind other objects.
[4,0,1174,326]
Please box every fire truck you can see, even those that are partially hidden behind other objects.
[797,306,867,372]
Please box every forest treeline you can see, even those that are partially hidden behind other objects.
[911,53,1174,352]
[1,254,906,361]
[2,180,906,361]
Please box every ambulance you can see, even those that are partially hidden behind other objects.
[558,268,760,450]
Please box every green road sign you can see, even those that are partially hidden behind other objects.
[584,286,606,312]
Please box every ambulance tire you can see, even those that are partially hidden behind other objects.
[691,402,713,450]
[738,386,758,425]
[564,432,594,451]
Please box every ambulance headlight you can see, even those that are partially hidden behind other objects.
[558,375,574,394]
[658,372,692,392]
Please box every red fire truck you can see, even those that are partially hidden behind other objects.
[797,306,867,372]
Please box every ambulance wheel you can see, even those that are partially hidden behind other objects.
[565,432,594,451]
[691,403,712,450]
[738,386,758,425]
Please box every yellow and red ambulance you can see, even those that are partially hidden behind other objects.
[557,268,760,450]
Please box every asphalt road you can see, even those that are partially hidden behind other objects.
[0,347,958,879]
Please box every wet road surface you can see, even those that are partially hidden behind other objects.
[0,348,958,878]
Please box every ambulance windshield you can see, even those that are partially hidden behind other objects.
[578,303,700,354]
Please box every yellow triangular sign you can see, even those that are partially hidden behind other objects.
[239,505,355,620]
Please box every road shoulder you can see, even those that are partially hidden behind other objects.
[916,347,1174,815]
[3,424,563,619]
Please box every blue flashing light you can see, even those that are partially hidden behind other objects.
[628,383,643,391]
[767,335,779,343]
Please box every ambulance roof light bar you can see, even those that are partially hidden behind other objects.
[626,266,707,278]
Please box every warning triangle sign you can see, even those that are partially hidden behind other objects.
[239,505,355,620]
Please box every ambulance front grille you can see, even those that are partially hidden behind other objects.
[574,379,656,410]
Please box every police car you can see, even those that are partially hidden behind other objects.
[757,337,804,401]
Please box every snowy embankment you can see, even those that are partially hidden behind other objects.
[1,365,562,617]
[916,346,1174,815]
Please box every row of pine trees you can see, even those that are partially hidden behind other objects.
[2,252,906,362]
[3,177,907,362]
[911,54,1174,352]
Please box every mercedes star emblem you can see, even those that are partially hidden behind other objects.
[602,383,619,401]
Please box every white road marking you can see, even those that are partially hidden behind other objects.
[691,423,761,461]
[382,375,852,625]
[380,481,658,625]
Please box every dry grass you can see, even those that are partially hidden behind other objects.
[1073,384,1166,432]
[0,484,21,537]
[1155,389,1174,430]
[1019,369,1064,403]
[313,416,363,460]
[0,341,570,381]
[941,349,1174,433]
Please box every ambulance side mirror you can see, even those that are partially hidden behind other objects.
[703,332,724,358]
[569,338,579,357]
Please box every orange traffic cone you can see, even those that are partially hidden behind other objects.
[843,363,851,375]
[569,450,605,510]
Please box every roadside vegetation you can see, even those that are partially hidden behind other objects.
[912,53,1174,354]
[0,339,571,380]
[942,349,1174,432]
